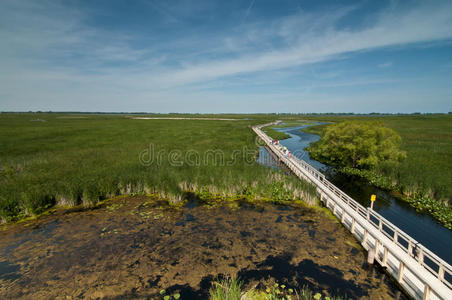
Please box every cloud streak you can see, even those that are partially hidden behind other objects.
[0,0,451,112]
[156,2,452,86]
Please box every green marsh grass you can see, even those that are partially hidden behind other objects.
[209,277,244,300]
[262,126,291,140]
[208,278,345,300]
[0,113,316,222]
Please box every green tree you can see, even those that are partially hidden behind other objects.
[307,121,406,170]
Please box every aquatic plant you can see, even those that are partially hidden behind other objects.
[208,278,346,300]
[0,114,317,223]
[154,289,181,300]
[209,277,244,300]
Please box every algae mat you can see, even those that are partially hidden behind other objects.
[0,196,405,299]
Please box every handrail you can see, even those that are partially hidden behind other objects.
[254,122,452,299]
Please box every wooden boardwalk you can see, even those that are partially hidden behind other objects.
[253,122,452,300]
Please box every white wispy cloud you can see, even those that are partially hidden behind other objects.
[156,2,452,86]
[379,62,393,68]
[0,0,451,112]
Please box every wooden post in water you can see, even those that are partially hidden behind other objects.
[368,248,375,265]
[382,247,388,267]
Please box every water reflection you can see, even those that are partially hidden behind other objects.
[256,147,280,170]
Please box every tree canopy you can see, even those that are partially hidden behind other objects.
[307,121,406,170]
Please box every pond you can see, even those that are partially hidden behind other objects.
[260,124,452,265]
[0,196,405,299]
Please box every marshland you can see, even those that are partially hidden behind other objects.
[0,113,451,299]
[2,0,452,298]
[0,114,318,223]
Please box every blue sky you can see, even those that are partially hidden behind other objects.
[1,0,452,113]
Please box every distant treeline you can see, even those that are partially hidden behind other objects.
[1,111,451,115]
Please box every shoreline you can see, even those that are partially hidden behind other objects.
[301,124,452,230]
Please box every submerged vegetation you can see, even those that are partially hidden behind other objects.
[302,115,452,229]
[1,193,398,299]
[0,114,316,222]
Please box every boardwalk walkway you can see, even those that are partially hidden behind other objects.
[253,122,452,300]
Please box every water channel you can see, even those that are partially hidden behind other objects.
[258,124,452,265]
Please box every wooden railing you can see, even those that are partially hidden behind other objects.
[254,123,452,300]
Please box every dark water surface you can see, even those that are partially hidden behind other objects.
[265,124,452,265]
[0,196,404,299]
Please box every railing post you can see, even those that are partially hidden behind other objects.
[423,284,430,300]
[362,230,369,248]
[398,261,405,283]
[341,209,345,223]
[393,231,398,244]
[439,265,445,281]
[375,239,380,260]
[417,248,424,264]
[382,247,388,267]
[351,219,356,234]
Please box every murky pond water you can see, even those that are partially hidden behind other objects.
[0,196,404,299]
[263,124,452,265]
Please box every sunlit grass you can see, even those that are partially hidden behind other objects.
[0,113,316,222]
[262,127,291,140]
[210,277,244,300]
[208,278,346,300]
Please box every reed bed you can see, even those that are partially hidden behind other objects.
[0,114,316,222]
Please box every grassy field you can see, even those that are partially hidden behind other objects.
[0,113,316,222]
[262,126,291,140]
[300,114,452,227]
[2,113,449,225]
[302,124,328,135]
